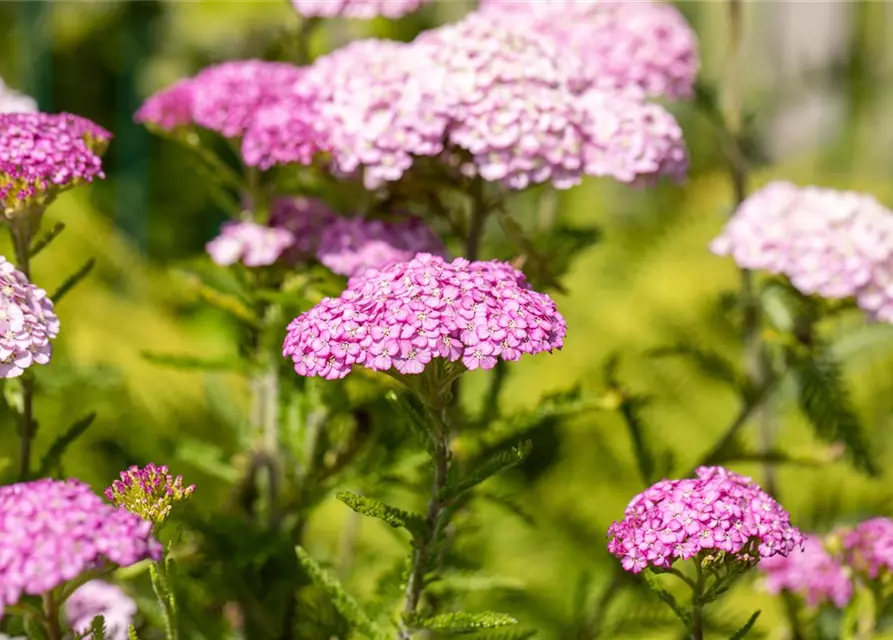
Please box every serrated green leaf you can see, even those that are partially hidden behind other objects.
[30,221,65,257]
[642,569,691,627]
[729,610,761,640]
[646,342,742,390]
[791,345,879,475]
[52,258,95,303]
[440,441,532,503]
[408,611,517,635]
[90,615,108,640]
[335,491,426,538]
[462,632,536,640]
[295,546,388,640]
[140,351,242,373]
[385,390,433,452]
[128,625,141,640]
[37,412,97,477]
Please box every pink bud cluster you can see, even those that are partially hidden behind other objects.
[607,466,803,574]
[711,182,893,322]
[0,257,60,378]
[317,216,446,278]
[0,112,111,216]
[66,581,137,640]
[842,517,893,580]
[105,463,196,525]
[283,253,566,379]
[479,0,699,100]
[0,479,161,617]
[291,0,429,19]
[134,60,327,168]
[760,535,852,608]
[206,221,296,268]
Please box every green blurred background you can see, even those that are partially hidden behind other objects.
[2,1,893,638]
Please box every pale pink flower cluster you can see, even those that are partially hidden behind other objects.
[0,257,60,378]
[283,253,566,379]
[66,581,137,640]
[479,0,698,100]
[206,221,296,267]
[317,216,446,278]
[291,0,429,19]
[760,535,852,608]
[607,466,803,574]
[711,182,893,322]
[842,517,893,580]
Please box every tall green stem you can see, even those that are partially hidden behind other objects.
[10,214,37,480]
[690,563,706,640]
[42,592,62,640]
[400,408,451,638]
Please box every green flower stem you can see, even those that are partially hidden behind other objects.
[42,591,63,640]
[780,591,807,640]
[150,559,178,640]
[400,407,452,638]
[691,563,706,640]
[465,177,488,260]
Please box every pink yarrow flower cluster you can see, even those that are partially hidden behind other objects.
[0,479,161,617]
[106,463,196,525]
[479,0,699,100]
[607,466,803,574]
[0,112,111,216]
[317,216,446,278]
[291,0,429,19]
[842,517,893,580]
[283,253,566,380]
[269,197,338,262]
[0,257,60,378]
[760,535,852,608]
[206,221,296,267]
[711,182,893,322]
[66,581,137,640]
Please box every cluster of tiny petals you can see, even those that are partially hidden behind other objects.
[283,253,566,380]
[206,221,296,268]
[411,11,688,190]
[105,463,196,526]
[711,182,893,322]
[760,534,852,608]
[479,0,699,100]
[316,216,446,278]
[291,0,429,19]
[0,112,111,212]
[0,257,60,378]
[0,479,161,617]
[133,79,194,132]
[842,517,893,580]
[607,466,803,574]
[66,581,137,640]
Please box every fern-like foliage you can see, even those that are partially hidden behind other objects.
[406,611,518,635]
[127,625,141,640]
[641,569,691,627]
[295,546,389,640]
[335,491,426,538]
[90,615,108,640]
[729,610,761,640]
[37,412,97,477]
[790,343,879,475]
[440,441,532,503]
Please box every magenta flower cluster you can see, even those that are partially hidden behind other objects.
[479,0,699,100]
[0,257,60,379]
[66,581,137,640]
[607,466,803,574]
[317,216,446,278]
[0,479,161,617]
[711,181,893,322]
[842,517,893,580]
[283,253,566,380]
[134,60,327,169]
[290,0,429,19]
[106,463,196,525]
[0,112,111,215]
[206,221,296,268]
[760,535,852,608]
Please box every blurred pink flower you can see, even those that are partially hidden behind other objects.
[290,0,430,19]
[66,581,137,640]
[206,221,295,268]
[760,535,852,608]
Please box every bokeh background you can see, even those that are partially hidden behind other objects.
[2,1,893,638]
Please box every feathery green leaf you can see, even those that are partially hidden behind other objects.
[440,441,532,502]
[729,610,761,640]
[407,611,518,635]
[53,258,95,303]
[38,413,97,477]
[90,615,108,640]
[335,491,426,538]
[642,569,691,627]
[30,221,65,257]
[127,625,141,640]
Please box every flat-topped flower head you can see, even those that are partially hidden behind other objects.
[316,216,446,278]
[0,112,111,216]
[760,534,852,608]
[206,221,296,268]
[842,517,893,580]
[66,581,137,640]
[269,197,338,263]
[412,11,687,190]
[105,463,195,526]
[480,0,699,100]
[711,182,893,321]
[291,0,430,19]
[0,78,37,114]
[0,479,161,617]
[134,79,194,133]
[0,257,60,378]
[607,466,803,574]
[283,253,566,380]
